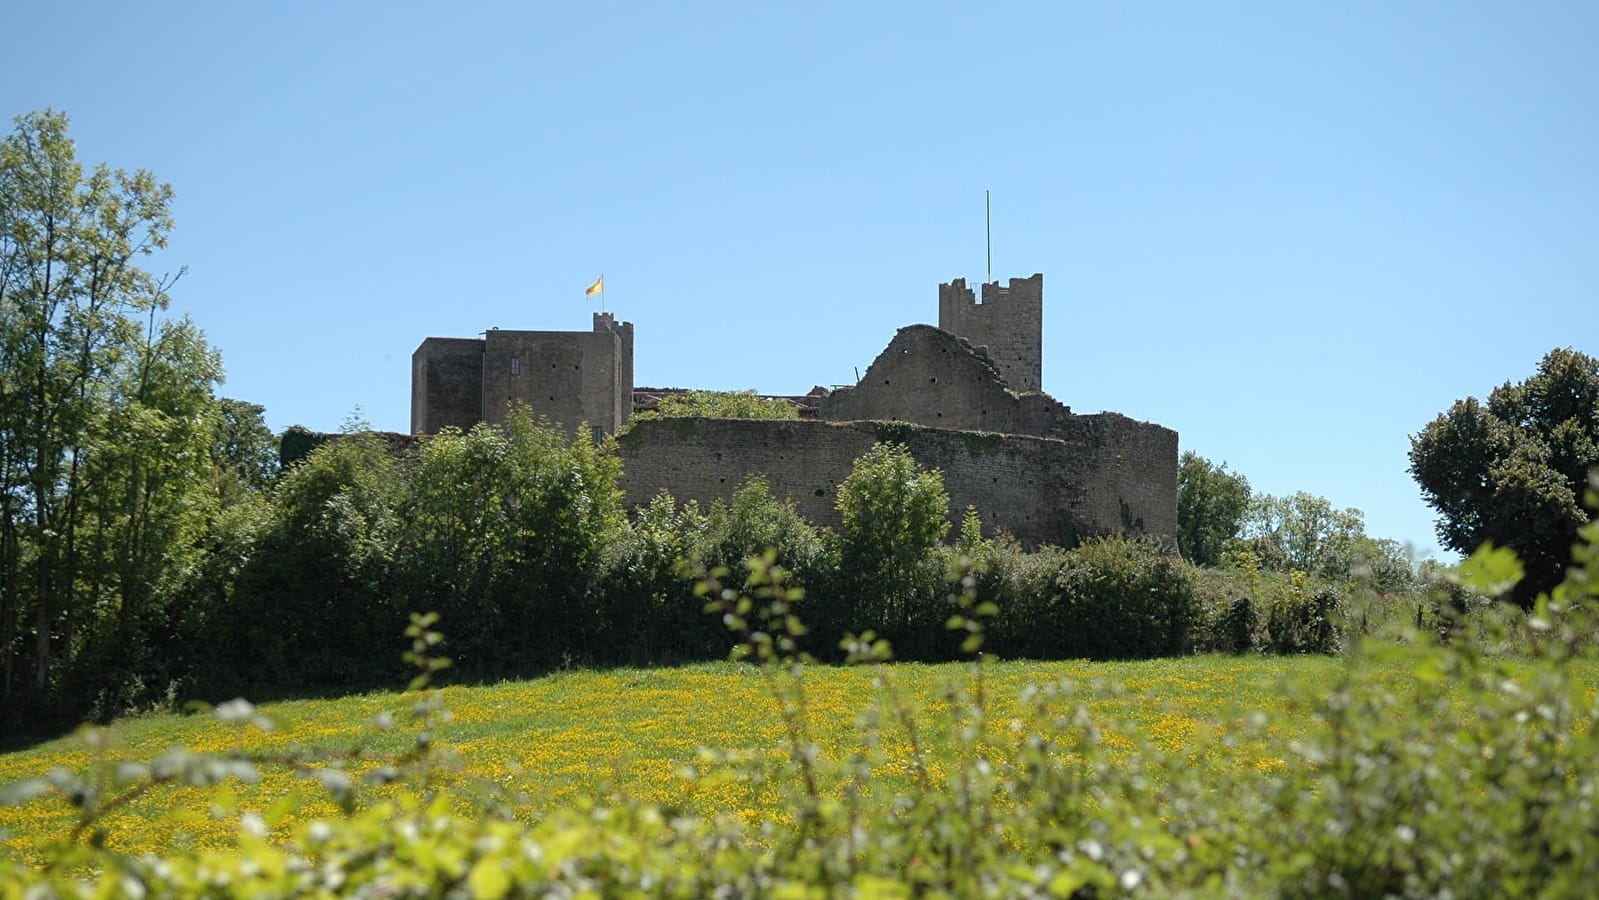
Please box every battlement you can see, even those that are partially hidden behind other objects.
[937,273,1043,392]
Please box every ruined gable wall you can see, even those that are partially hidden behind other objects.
[616,417,1170,547]
[820,325,1076,437]
[820,325,1018,431]
[412,337,484,434]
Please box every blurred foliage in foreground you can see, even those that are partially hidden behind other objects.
[2,475,1598,897]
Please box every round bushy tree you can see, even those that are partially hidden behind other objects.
[1410,348,1599,607]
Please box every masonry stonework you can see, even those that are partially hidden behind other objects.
[411,313,634,437]
[616,417,1175,548]
[820,324,1078,437]
[412,337,488,435]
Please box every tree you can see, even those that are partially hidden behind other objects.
[1177,451,1251,566]
[0,109,221,721]
[836,443,950,583]
[212,398,279,494]
[1410,348,1599,607]
[1240,492,1366,577]
[393,406,627,674]
[833,442,950,650]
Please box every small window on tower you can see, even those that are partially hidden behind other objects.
[510,356,521,375]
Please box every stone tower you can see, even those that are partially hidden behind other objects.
[937,273,1043,392]
[411,312,633,438]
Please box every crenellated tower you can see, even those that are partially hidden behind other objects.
[937,273,1043,392]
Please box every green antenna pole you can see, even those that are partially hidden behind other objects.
[985,190,992,283]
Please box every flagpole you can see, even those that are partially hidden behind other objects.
[986,190,992,284]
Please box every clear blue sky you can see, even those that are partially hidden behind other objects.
[6,1,1596,561]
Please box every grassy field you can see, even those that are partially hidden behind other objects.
[0,654,1358,864]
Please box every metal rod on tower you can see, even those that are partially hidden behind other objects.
[986,190,992,283]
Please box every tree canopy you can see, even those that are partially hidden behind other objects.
[0,109,229,722]
[1409,347,1599,607]
[1176,452,1251,567]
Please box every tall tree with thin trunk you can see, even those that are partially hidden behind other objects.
[0,109,212,720]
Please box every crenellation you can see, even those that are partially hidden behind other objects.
[938,273,1043,392]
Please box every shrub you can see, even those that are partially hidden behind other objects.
[632,388,800,420]
[200,432,405,696]
[602,492,721,663]
[701,475,832,588]
[970,535,1073,659]
[394,409,628,673]
[831,443,950,657]
[1054,536,1197,659]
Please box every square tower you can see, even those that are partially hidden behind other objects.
[411,313,634,438]
[937,273,1043,392]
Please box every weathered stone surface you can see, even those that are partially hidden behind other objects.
[820,324,1077,436]
[616,416,1176,548]
[411,337,485,435]
[411,313,633,437]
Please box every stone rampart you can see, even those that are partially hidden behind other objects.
[616,416,1175,548]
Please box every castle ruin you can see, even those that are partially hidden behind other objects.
[410,274,1177,547]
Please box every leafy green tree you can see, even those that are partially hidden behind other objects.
[702,475,829,581]
[837,444,950,581]
[603,492,718,662]
[1176,451,1251,566]
[1239,492,1365,577]
[212,398,279,494]
[0,109,225,723]
[394,407,627,673]
[209,432,404,695]
[1235,491,1412,592]
[833,443,949,650]
[1410,347,1599,607]
[635,389,799,420]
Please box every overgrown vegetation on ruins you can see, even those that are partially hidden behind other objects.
[631,388,800,421]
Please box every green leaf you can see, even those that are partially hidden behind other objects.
[468,857,511,900]
[1451,543,1524,598]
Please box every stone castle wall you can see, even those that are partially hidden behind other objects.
[412,337,485,434]
[616,416,1176,547]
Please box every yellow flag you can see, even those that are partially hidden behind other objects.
[585,275,604,297]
